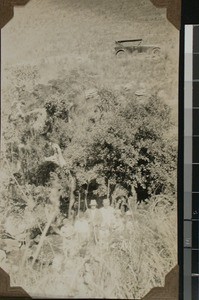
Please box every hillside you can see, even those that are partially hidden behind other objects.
[0,1,179,299]
[2,0,179,121]
[2,0,178,63]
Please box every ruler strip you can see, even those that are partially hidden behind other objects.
[184,24,199,300]
[192,25,199,300]
[183,24,193,300]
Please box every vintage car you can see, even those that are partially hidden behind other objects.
[115,39,161,57]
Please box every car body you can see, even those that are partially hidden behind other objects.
[115,39,161,57]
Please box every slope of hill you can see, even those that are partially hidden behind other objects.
[0,1,179,298]
[1,0,178,65]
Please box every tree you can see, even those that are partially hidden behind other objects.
[3,69,177,223]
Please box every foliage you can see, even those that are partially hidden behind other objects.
[2,55,177,210]
[5,195,177,299]
[1,37,178,299]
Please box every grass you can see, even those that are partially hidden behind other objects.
[4,196,177,299]
[0,48,178,299]
[1,1,178,298]
[0,44,178,300]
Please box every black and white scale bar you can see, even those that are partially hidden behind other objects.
[192,25,199,300]
[184,24,199,300]
[183,24,193,300]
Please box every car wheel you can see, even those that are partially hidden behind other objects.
[116,50,126,58]
[151,47,161,58]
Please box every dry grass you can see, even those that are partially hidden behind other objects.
[4,196,177,299]
[1,45,178,300]
[1,1,178,298]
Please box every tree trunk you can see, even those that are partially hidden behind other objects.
[129,184,138,211]
[107,179,110,200]
[77,191,81,218]
[84,182,89,210]
[31,209,57,267]
[68,172,76,218]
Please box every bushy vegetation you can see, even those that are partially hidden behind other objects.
[1,39,178,298]
[2,195,177,299]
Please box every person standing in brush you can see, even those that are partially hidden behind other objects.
[74,211,90,244]
[99,198,116,244]
[100,198,116,228]
[85,199,102,243]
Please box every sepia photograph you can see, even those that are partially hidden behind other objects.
[0,0,179,298]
